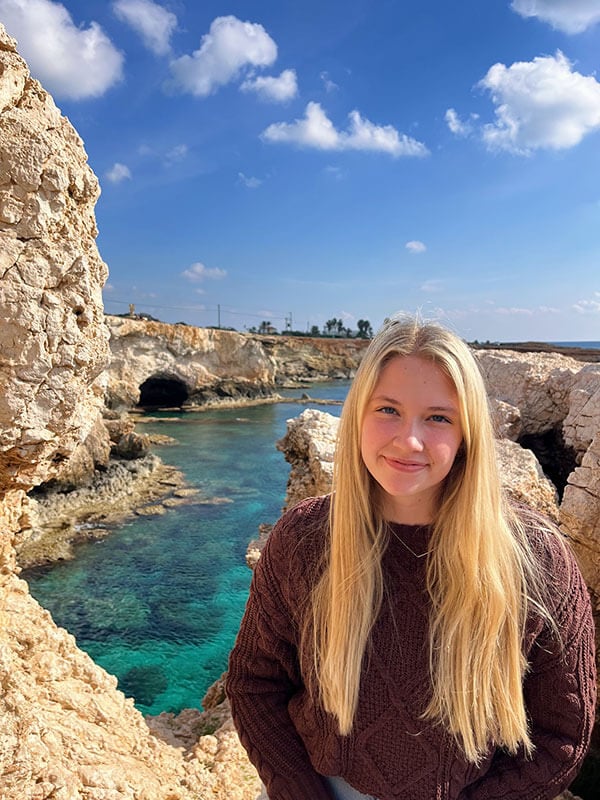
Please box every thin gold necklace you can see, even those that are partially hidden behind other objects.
[391,528,430,558]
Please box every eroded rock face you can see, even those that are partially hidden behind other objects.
[0,24,259,799]
[277,408,339,510]
[561,431,600,606]
[105,316,368,409]
[563,365,600,460]
[476,350,582,436]
[0,25,109,558]
[106,316,278,408]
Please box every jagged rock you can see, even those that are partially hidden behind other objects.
[476,350,583,435]
[560,430,600,610]
[490,397,522,441]
[246,523,273,569]
[0,23,109,561]
[105,316,368,410]
[49,415,112,489]
[113,430,150,460]
[495,438,559,520]
[277,408,339,510]
[104,415,136,445]
[562,364,600,460]
[0,25,256,798]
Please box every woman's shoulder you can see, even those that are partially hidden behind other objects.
[259,494,331,591]
[517,506,589,624]
[277,493,331,529]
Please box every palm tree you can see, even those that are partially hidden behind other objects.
[357,319,373,339]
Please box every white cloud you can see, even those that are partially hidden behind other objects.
[320,71,338,92]
[494,307,535,316]
[113,0,177,56]
[169,15,277,97]
[165,144,188,164]
[261,102,429,157]
[573,299,600,313]
[445,108,479,137]
[406,240,427,253]
[0,0,123,99]
[238,172,262,188]
[106,163,132,183]
[240,68,297,102]
[421,279,443,292]
[182,262,227,282]
[479,51,600,154]
[511,0,600,33]
[324,165,345,180]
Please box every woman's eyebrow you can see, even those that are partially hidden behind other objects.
[370,394,401,404]
[371,396,458,414]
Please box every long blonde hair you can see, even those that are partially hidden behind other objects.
[306,315,554,763]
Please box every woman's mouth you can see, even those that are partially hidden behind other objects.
[384,457,428,472]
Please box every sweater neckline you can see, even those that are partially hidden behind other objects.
[387,521,432,559]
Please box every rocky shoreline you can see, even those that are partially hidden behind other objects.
[16,389,345,571]
[474,341,600,363]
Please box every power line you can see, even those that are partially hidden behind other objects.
[104,298,290,322]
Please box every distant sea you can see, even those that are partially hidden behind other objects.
[550,341,600,349]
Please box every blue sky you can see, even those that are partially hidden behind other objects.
[2,0,600,341]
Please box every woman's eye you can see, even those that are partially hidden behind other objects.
[429,414,451,424]
[377,406,397,415]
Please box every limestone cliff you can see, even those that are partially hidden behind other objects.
[0,24,109,566]
[105,315,369,409]
[0,24,259,799]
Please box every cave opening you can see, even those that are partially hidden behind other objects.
[138,376,189,409]
[517,428,577,500]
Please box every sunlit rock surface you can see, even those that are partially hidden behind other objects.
[0,23,109,566]
[105,314,368,409]
[0,24,259,799]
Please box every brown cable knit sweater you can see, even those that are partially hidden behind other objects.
[226,495,596,800]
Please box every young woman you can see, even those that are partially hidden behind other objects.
[226,316,596,800]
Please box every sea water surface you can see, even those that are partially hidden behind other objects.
[24,383,349,716]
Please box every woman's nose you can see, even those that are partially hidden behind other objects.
[393,421,424,450]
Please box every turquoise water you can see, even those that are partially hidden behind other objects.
[23,384,348,716]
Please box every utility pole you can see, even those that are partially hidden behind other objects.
[217,304,221,329]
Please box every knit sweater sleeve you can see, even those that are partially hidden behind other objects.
[461,537,597,800]
[226,498,333,800]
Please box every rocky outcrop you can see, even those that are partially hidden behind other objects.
[105,315,369,409]
[106,316,277,409]
[277,408,338,510]
[0,24,258,800]
[563,365,600,458]
[560,430,600,612]
[0,24,109,567]
[476,350,583,437]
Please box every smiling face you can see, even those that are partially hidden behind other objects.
[360,354,463,525]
